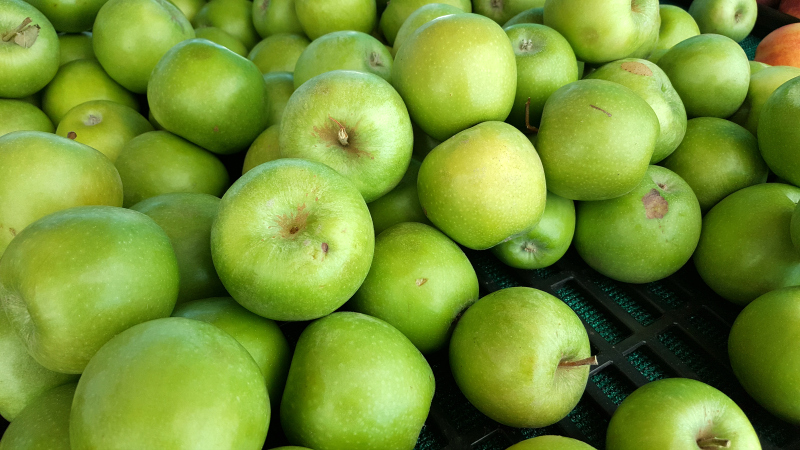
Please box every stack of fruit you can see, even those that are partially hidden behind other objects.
[1,0,800,448]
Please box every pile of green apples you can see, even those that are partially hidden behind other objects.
[2,0,800,447]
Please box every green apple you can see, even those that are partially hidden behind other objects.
[270,448,311,450]
[0,131,123,256]
[450,286,592,428]
[0,0,60,98]
[657,34,749,118]
[24,0,107,32]
[392,4,464,58]
[253,0,304,38]
[70,317,269,449]
[411,121,440,160]
[367,159,432,235]
[0,383,75,450]
[689,0,757,43]
[491,191,575,270]
[194,27,248,56]
[543,0,660,65]
[131,193,228,304]
[758,77,800,187]
[93,0,195,94]
[0,99,54,137]
[606,378,761,449]
[211,159,374,321]
[295,0,376,40]
[536,79,659,201]
[242,124,281,175]
[379,0,470,45]
[504,23,579,130]
[659,117,768,212]
[263,71,294,127]
[473,0,542,25]
[279,70,413,203]
[172,297,291,420]
[281,312,434,450]
[166,0,205,21]
[507,436,597,450]
[0,206,179,373]
[148,39,269,155]
[293,31,392,88]
[648,5,700,63]
[417,121,546,250]
[55,100,154,162]
[193,0,260,50]
[115,130,230,207]
[586,59,686,163]
[502,7,543,27]
[393,13,516,141]
[0,310,77,421]
[41,59,139,125]
[58,32,96,66]
[749,60,770,75]
[694,183,800,305]
[575,165,702,283]
[349,222,478,353]
[729,65,800,136]
[248,33,310,74]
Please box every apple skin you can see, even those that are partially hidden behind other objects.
[252,0,304,38]
[755,23,800,68]
[193,0,260,50]
[780,0,800,18]
[694,183,800,305]
[242,124,281,175]
[659,117,768,213]
[93,0,195,94]
[293,31,392,88]
[689,0,757,42]
[393,13,517,142]
[647,5,700,63]
[543,0,660,65]
[450,286,592,428]
[58,32,96,66]
[503,7,543,27]
[148,39,269,155]
[0,383,76,450]
[491,191,575,270]
[536,79,659,201]
[281,312,434,450]
[70,317,269,450]
[749,60,770,74]
[606,378,761,450]
[507,436,597,450]
[392,3,464,57]
[0,0,60,99]
[729,65,800,136]
[115,131,230,207]
[418,121,546,250]
[25,0,107,32]
[194,27,248,56]
[0,100,54,137]
[263,72,294,128]
[167,0,204,21]
[295,0,376,40]
[367,159,432,235]
[248,33,310,74]
[131,193,228,304]
[657,34,750,118]
[379,0,471,45]
[0,131,123,257]
[210,159,375,321]
[758,77,800,187]
[473,0,543,25]
[55,100,154,162]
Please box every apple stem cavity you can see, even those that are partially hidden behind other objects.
[697,437,732,448]
[328,116,349,146]
[524,98,539,134]
[558,355,598,368]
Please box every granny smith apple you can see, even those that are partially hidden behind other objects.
[543,0,660,64]
[450,286,593,428]
[474,0,542,25]
[58,32,96,66]
[295,0,376,40]
[131,193,228,304]
[0,206,179,373]
[25,0,108,32]
[393,13,517,141]
[55,100,154,162]
[758,77,800,187]
[293,31,392,88]
[749,60,770,74]
[115,130,230,207]
[252,0,304,37]
[729,65,800,136]
[392,3,464,57]
[193,0,260,50]
[148,39,269,155]
[657,33,750,118]
[270,448,311,450]
[195,27,248,56]
[417,121,546,250]
[0,99,53,137]
[411,121,440,160]
[263,71,294,127]
[211,159,374,321]
[279,70,413,203]
[349,222,478,353]
[659,117,768,212]
[503,7,543,27]
[367,159,432,234]
[689,0,757,43]
[0,0,60,98]
[93,0,195,94]
[281,312,434,450]
[248,33,310,74]
[574,165,702,283]
[491,191,575,270]
[166,0,205,21]
[0,131,123,256]
[606,378,761,450]
[70,317,269,449]
[694,183,800,305]
[379,0,470,45]
[242,124,281,175]
[507,436,597,450]
[41,59,139,124]
[0,383,75,450]
[536,79,659,201]
[648,5,700,64]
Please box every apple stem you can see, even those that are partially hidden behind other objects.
[2,17,31,42]
[558,355,598,368]
[328,116,349,146]
[697,438,731,448]
[525,98,539,134]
